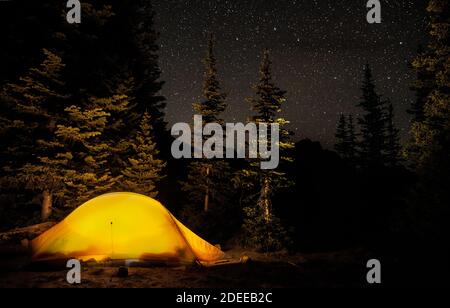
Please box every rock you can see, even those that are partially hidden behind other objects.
[117,266,128,278]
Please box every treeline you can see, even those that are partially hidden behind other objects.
[334,65,401,169]
[0,1,166,225]
[325,0,449,274]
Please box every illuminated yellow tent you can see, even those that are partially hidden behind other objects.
[31,192,225,264]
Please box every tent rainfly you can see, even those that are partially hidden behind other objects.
[31,192,225,264]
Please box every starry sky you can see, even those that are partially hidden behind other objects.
[153,0,428,148]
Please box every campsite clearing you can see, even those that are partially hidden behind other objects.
[0,248,371,288]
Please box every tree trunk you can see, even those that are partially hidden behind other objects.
[204,165,210,213]
[261,178,271,222]
[41,190,52,222]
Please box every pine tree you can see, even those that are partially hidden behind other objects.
[241,49,294,251]
[183,33,228,212]
[65,1,168,187]
[406,0,449,171]
[89,89,137,182]
[0,49,69,221]
[129,0,166,132]
[404,0,449,246]
[385,101,402,167]
[30,93,132,213]
[347,115,358,163]
[180,34,235,241]
[192,34,227,124]
[335,114,348,158]
[60,1,167,206]
[335,114,358,163]
[56,1,166,147]
[42,104,120,210]
[1,2,167,224]
[120,112,166,197]
[357,64,387,168]
[1,49,67,164]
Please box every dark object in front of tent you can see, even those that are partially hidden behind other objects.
[117,266,128,278]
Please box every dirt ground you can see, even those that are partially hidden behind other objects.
[0,248,371,288]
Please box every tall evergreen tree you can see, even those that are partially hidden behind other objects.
[120,112,166,197]
[42,104,120,210]
[347,115,358,163]
[180,34,234,241]
[404,0,449,250]
[54,1,166,150]
[0,49,69,221]
[334,114,358,163]
[406,0,449,171]
[357,64,387,168]
[24,92,132,216]
[240,50,293,251]
[0,2,167,225]
[0,49,67,164]
[55,0,168,199]
[89,89,137,182]
[105,0,167,139]
[335,114,348,158]
[130,0,167,131]
[192,34,227,124]
[385,101,402,166]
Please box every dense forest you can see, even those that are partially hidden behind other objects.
[0,0,448,286]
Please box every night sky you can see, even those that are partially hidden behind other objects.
[153,0,428,148]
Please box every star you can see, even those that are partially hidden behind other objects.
[153,1,427,148]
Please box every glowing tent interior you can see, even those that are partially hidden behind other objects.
[31,192,225,264]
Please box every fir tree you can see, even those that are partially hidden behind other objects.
[89,90,137,182]
[42,104,120,209]
[31,94,132,213]
[241,49,294,251]
[334,114,358,164]
[335,114,358,163]
[385,101,402,167]
[347,115,358,163]
[406,0,449,171]
[56,1,166,147]
[120,112,166,197]
[335,114,348,158]
[129,0,166,132]
[180,34,235,241]
[357,64,387,168]
[0,49,69,221]
[0,2,167,224]
[183,33,229,213]
[192,34,227,124]
[404,0,449,246]
[1,49,67,164]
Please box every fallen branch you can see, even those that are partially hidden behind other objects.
[0,222,56,245]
